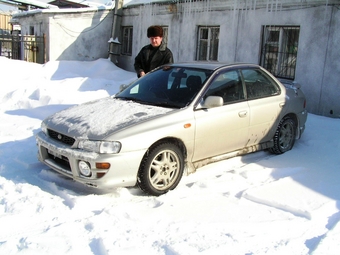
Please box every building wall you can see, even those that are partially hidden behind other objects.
[118,0,340,118]
[318,7,340,117]
[13,8,114,62]
[48,10,113,61]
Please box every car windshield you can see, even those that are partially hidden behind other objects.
[115,66,213,108]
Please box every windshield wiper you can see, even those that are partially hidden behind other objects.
[116,96,181,108]
[152,101,182,109]
[116,96,136,101]
[116,96,149,104]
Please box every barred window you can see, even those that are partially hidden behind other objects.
[197,26,219,61]
[260,26,300,80]
[122,27,133,55]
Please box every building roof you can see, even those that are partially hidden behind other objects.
[48,0,88,8]
[0,0,58,10]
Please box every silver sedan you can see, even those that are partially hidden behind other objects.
[36,63,307,196]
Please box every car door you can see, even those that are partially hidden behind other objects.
[192,70,250,162]
[241,68,285,145]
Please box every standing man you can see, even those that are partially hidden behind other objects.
[134,25,174,78]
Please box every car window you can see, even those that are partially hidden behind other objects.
[116,66,212,108]
[204,70,245,104]
[169,69,208,89]
[241,69,280,100]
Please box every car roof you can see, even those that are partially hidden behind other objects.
[166,62,261,71]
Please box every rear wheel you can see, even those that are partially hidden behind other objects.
[137,143,184,196]
[270,117,296,154]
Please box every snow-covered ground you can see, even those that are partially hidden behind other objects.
[0,56,339,255]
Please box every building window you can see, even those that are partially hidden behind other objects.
[260,26,300,80]
[29,26,34,35]
[122,27,133,55]
[197,26,219,61]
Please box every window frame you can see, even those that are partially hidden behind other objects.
[241,68,281,100]
[204,69,245,105]
[196,26,220,61]
[121,26,133,55]
[260,25,300,80]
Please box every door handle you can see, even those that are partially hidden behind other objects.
[238,111,248,118]
[279,102,285,108]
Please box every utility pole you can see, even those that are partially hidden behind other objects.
[109,0,124,64]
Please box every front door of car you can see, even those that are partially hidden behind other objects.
[242,68,284,145]
[192,70,250,162]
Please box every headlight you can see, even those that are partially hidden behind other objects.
[41,122,48,134]
[78,140,121,154]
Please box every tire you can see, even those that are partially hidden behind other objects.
[270,116,296,154]
[137,143,184,196]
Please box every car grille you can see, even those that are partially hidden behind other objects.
[48,129,75,146]
[47,151,71,172]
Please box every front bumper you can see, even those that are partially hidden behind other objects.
[35,131,145,189]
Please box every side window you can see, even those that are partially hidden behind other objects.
[196,26,219,61]
[205,70,244,104]
[122,27,133,55]
[29,26,34,35]
[242,69,280,100]
[260,26,300,79]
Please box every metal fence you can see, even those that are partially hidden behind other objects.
[0,34,46,64]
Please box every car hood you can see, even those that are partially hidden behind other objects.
[43,97,174,140]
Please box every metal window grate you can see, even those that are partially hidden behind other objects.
[260,26,300,80]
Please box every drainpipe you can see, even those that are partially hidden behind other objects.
[109,0,124,64]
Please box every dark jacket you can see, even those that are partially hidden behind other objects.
[134,41,173,77]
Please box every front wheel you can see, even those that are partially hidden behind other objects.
[137,143,184,196]
[270,117,296,154]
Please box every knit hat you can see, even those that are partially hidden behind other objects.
[147,26,163,38]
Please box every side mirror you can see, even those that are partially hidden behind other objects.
[198,96,223,109]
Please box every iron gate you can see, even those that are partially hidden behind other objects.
[0,34,46,64]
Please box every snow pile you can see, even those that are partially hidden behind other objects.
[0,56,339,254]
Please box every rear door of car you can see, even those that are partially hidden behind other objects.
[192,69,250,162]
[241,68,285,145]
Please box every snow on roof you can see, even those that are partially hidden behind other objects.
[11,1,113,16]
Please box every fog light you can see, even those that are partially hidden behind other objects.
[79,161,91,177]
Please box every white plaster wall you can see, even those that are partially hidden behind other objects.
[48,10,113,61]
